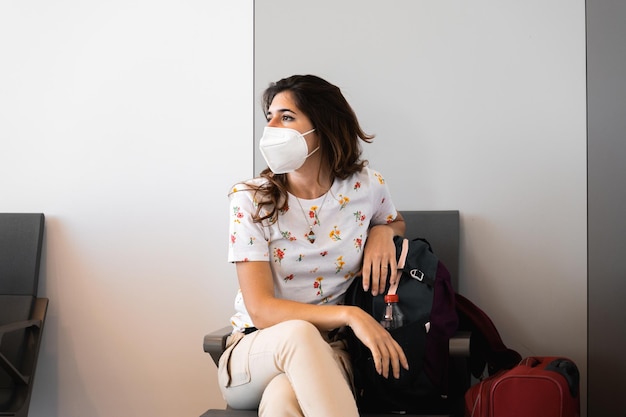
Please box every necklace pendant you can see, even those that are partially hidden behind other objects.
[306,230,316,244]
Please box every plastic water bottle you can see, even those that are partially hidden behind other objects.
[380,294,404,330]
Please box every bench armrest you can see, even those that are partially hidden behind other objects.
[203,326,233,365]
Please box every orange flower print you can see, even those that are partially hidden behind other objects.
[279,203,290,215]
[386,214,394,224]
[284,274,294,282]
[313,277,324,296]
[353,181,361,191]
[344,271,356,280]
[273,247,286,264]
[335,256,345,273]
[353,210,366,226]
[281,230,297,241]
[374,172,385,184]
[337,194,350,210]
[329,226,342,241]
[354,235,363,252]
[232,206,244,223]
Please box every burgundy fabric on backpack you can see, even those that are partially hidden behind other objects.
[424,261,459,390]
[455,293,521,378]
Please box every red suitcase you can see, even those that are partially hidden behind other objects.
[465,356,580,417]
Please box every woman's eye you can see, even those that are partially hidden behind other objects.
[281,115,294,122]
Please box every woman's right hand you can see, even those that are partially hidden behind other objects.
[346,306,409,379]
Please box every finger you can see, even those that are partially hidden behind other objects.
[370,264,381,296]
[388,266,397,286]
[379,347,391,378]
[361,265,370,291]
[370,348,383,376]
[392,341,409,378]
[388,257,399,285]
[378,264,388,295]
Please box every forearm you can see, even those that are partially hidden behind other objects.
[368,212,405,241]
[236,261,364,331]
[247,296,359,331]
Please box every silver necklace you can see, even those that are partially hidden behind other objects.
[293,191,330,244]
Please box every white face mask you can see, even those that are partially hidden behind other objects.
[259,127,318,174]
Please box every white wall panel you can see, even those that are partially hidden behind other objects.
[0,1,253,415]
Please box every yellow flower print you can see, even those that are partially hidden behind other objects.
[344,271,356,280]
[329,226,342,241]
[337,194,350,210]
[386,214,394,224]
[374,172,385,184]
[335,256,345,273]
[308,205,321,226]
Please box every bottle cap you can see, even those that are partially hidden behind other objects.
[384,294,399,303]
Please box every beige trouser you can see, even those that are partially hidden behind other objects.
[218,319,359,417]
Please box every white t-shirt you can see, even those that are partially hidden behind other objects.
[227,167,398,332]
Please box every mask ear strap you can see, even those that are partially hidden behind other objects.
[305,146,320,158]
[302,128,318,158]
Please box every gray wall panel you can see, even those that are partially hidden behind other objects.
[587,0,626,415]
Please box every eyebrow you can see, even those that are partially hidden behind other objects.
[267,108,297,117]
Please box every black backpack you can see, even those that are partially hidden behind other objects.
[342,236,459,414]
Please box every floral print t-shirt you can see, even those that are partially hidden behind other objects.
[227,167,398,332]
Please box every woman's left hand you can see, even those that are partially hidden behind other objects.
[361,212,405,295]
[361,224,398,296]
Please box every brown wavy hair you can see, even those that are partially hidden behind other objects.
[239,75,374,224]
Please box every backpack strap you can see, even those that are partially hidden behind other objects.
[388,236,437,295]
[397,237,410,269]
[388,238,410,295]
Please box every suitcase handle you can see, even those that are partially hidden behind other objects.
[546,358,580,398]
[522,357,579,397]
